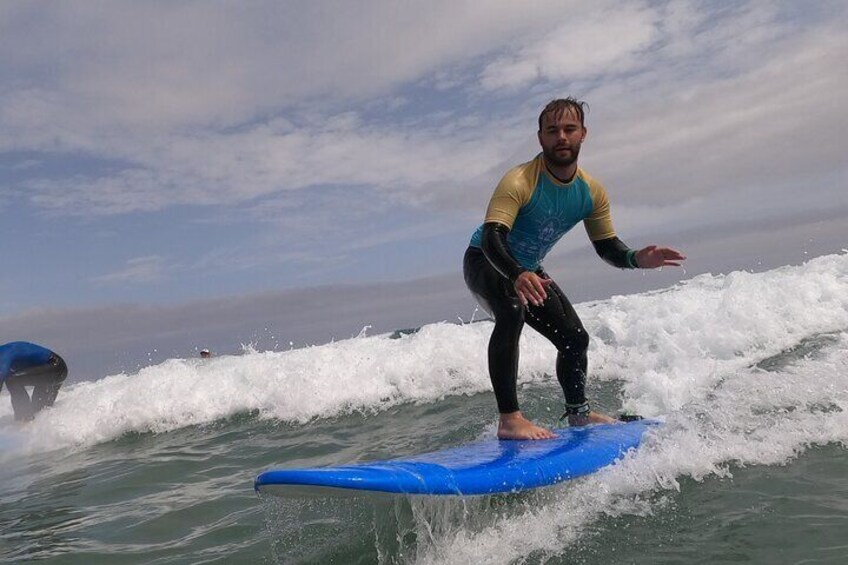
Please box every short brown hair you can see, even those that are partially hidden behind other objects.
[538,97,588,131]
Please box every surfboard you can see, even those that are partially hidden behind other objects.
[255,419,658,497]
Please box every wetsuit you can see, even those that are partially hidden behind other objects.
[0,342,67,421]
[465,154,636,414]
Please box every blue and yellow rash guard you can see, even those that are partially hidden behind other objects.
[469,154,617,271]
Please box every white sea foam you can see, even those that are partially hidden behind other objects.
[413,336,848,564]
[411,252,848,564]
[1,253,846,467]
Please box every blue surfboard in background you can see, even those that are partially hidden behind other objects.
[255,420,658,497]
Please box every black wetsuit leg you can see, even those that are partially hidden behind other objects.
[464,247,589,412]
[5,354,67,421]
[4,378,32,422]
[464,246,525,413]
[523,273,589,406]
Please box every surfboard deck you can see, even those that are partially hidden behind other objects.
[255,419,658,497]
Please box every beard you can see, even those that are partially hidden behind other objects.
[542,142,581,169]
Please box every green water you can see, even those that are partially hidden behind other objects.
[2,378,847,564]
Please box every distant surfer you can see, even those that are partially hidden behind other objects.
[464,98,685,440]
[0,341,68,422]
[200,348,212,359]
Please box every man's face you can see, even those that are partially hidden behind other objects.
[538,109,586,169]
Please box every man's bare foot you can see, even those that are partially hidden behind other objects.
[567,411,618,427]
[498,411,557,440]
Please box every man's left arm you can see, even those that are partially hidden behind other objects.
[592,236,638,269]
[583,176,685,269]
[592,237,686,269]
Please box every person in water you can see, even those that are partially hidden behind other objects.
[464,98,685,440]
[0,341,68,422]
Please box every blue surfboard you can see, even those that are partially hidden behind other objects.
[255,420,658,497]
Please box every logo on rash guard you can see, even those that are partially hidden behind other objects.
[539,218,563,245]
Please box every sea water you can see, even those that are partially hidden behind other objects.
[1,252,847,564]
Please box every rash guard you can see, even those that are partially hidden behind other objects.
[0,342,54,385]
[469,154,636,272]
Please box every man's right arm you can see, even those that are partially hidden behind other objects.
[481,223,551,307]
[480,222,527,282]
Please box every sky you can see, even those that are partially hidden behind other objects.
[1,1,846,380]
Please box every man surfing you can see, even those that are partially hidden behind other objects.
[464,98,685,440]
[0,341,68,421]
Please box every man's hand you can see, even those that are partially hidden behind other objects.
[514,271,553,307]
[635,245,686,269]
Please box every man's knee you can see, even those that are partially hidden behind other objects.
[492,298,525,330]
[556,325,589,355]
[51,354,68,382]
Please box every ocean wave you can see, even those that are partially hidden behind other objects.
[2,252,846,457]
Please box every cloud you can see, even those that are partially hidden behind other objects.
[0,1,570,133]
[17,114,509,215]
[584,22,848,205]
[479,2,660,90]
[1,1,846,252]
[93,256,169,285]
